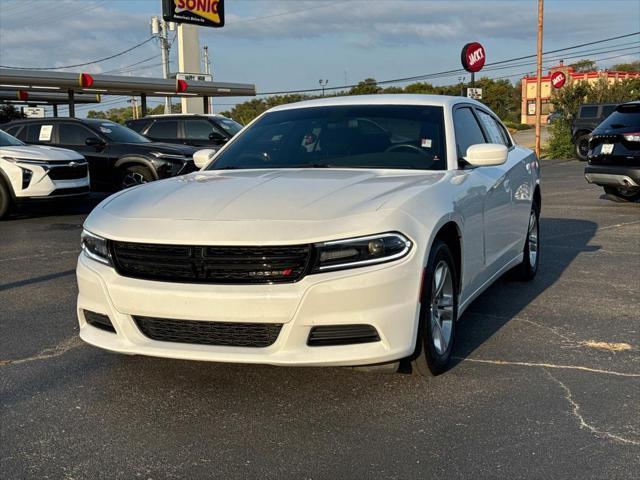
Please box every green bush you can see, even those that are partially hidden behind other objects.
[546,120,574,159]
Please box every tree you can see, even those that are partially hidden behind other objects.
[610,60,640,72]
[0,105,24,124]
[569,59,597,73]
[348,78,380,95]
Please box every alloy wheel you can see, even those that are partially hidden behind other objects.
[528,210,539,267]
[430,261,454,355]
[122,172,147,189]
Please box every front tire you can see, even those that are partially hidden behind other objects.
[119,165,154,190]
[0,180,11,220]
[511,199,540,281]
[410,240,458,376]
[603,186,640,203]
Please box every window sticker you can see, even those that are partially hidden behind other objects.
[100,127,112,133]
[39,125,53,141]
[421,138,432,148]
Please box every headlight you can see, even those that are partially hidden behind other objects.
[81,229,112,266]
[150,151,186,160]
[312,232,412,273]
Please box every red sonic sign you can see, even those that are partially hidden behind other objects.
[551,71,567,89]
[461,42,486,73]
[162,0,224,28]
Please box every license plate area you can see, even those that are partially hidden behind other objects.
[601,143,614,155]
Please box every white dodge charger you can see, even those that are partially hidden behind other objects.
[77,95,540,375]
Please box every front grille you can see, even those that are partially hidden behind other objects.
[48,163,88,180]
[133,316,282,347]
[307,325,381,346]
[111,241,313,284]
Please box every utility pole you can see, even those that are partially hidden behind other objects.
[319,79,328,97]
[128,97,138,119]
[535,0,544,158]
[151,15,173,114]
[203,46,212,113]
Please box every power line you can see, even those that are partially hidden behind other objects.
[0,36,156,70]
[256,32,640,95]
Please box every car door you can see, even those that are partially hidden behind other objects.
[145,119,181,145]
[55,122,110,189]
[183,118,227,148]
[453,106,513,282]
[475,108,531,261]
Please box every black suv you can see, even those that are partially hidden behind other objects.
[5,118,199,191]
[584,101,640,202]
[572,103,617,160]
[126,114,243,149]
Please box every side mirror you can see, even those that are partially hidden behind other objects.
[465,143,508,167]
[85,137,104,147]
[193,148,217,169]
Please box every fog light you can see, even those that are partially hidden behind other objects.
[21,168,33,189]
[368,239,385,256]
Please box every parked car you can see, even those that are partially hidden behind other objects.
[126,114,243,149]
[584,101,640,202]
[5,118,199,191]
[76,95,541,376]
[572,103,617,160]
[546,110,564,124]
[0,128,89,219]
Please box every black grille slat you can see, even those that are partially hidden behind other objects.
[307,325,380,346]
[111,241,312,284]
[134,316,282,347]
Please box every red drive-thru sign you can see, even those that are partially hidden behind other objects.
[79,73,94,88]
[176,79,189,93]
[461,42,486,73]
[551,71,567,89]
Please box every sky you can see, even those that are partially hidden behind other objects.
[0,0,639,116]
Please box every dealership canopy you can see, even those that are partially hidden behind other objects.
[0,68,256,116]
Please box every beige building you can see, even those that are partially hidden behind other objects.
[520,62,640,124]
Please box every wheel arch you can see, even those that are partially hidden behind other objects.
[114,156,159,180]
[533,183,541,211]
[0,168,16,200]
[423,216,463,296]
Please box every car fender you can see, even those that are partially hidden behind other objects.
[0,167,17,200]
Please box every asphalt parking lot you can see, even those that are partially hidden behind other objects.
[1,160,638,479]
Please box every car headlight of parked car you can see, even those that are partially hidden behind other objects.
[81,229,112,266]
[312,232,412,273]
[150,151,187,161]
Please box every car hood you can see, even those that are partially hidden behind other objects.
[0,144,84,161]
[100,168,445,222]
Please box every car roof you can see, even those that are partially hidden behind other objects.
[142,113,228,119]
[8,117,119,126]
[268,94,485,113]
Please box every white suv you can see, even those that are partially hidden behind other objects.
[0,129,89,219]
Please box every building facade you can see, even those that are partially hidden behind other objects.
[520,62,640,124]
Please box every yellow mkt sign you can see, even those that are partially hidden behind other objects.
[164,0,225,28]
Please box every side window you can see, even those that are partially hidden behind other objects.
[28,124,53,143]
[127,119,152,134]
[580,106,598,118]
[184,119,218,140]
[57,123,95,145]
[476,110,510,146]
[453,107,486,158]
[147,120,179,139]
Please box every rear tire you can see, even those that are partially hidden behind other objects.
[603,186,640,203]
[0,179,11,220]
[574,134,590,161]
[119,165,154,190]
[511,199,540,281]
[410,240,458,376]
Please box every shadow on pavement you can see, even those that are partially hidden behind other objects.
[451,217,599,367]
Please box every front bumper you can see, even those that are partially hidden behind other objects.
[76,249,422,366]
[2,159,90,199]
[584,164,640,188]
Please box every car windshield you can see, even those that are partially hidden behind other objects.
[596,104,640,130]
[93,122,150,143]
[215,117,243,135]
[208,105,447,171]
[0,129,25,147]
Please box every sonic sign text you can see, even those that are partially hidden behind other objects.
[162,0,225,28]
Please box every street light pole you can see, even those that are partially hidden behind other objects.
[535,0,544,158]
[319,79,328,97]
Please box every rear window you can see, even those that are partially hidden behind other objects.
[596,104,640,131]
[579,106,598,118]
[148,120,179,138]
